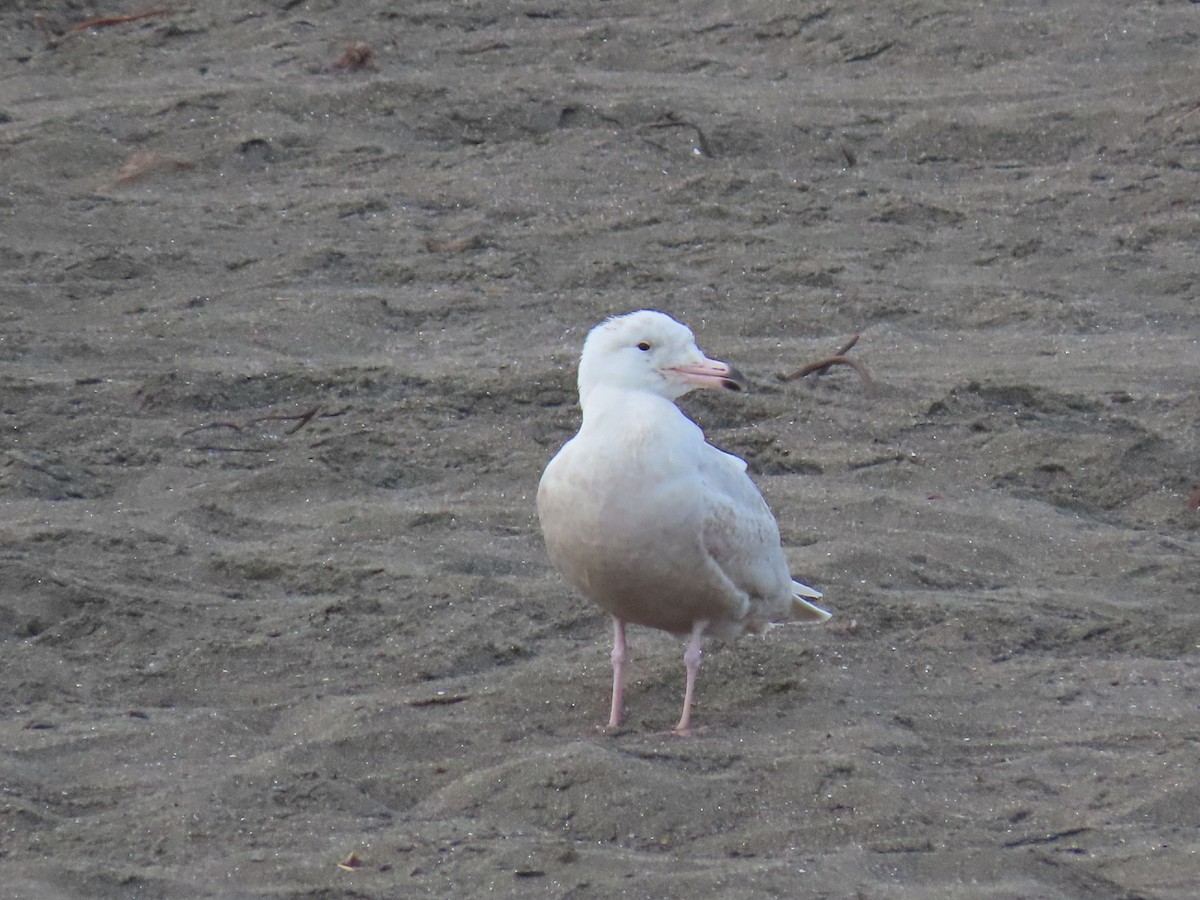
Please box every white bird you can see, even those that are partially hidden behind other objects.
[537,310,831,733]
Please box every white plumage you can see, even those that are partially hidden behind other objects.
[537,310,830,733]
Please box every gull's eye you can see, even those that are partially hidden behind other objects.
[636,341,651,351]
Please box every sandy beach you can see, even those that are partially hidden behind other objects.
[1,2,1198,897]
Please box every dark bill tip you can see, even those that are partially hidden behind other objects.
[722,365,747,391]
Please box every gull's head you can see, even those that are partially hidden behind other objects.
[576,310,745,405]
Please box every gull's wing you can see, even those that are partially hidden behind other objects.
[696,444,830,625]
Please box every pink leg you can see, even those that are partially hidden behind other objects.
[674,621,706,735]
[607,617,627,728]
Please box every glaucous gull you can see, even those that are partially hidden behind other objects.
[537,310,831,734]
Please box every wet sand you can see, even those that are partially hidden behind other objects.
[1,2,1198,897]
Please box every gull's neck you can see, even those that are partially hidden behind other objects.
[579,384,681,430]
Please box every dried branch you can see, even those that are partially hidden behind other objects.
[806,334,859,376]
[780,333,876,395]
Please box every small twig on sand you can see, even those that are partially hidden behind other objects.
[780,333,876,395]
[34,14,60,44]
[100,150,195,192]
[72,8,173,31]
[640,118,715,158]
[182,405,348,440]
[247,404,323,435]
[330,42,376,71]
[409,694,470,707]
[180,421,243,436]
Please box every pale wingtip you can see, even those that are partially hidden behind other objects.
[792,581,832,624]
[793,580,823,600]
